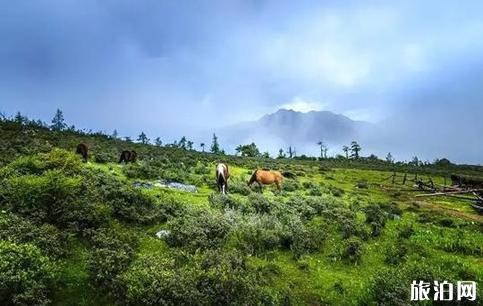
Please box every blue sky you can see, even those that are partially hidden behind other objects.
[1,1,483,163]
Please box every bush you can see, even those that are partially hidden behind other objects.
[248,193,273,214]
[94,152,111,163]
[228,180,252,196]
[87,227,138,289]
[166,209,231,251]
[282,179,300,192]
[364,204,387,237]
[342,237,363,264]
[232,214,283,255]
[107,186,162,225]
[288,220,326,258]
[356,180,368,189]
[208,194,247,211]
[1,169,109,231]
[0,213,68,258]
[118,250,278,306]
[0,241,56,306]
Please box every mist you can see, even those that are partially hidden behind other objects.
[1,1,483,164]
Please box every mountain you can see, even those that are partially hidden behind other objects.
[218,109,372,153]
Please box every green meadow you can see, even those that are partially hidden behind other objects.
[0,120,481,305]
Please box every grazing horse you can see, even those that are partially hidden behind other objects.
[76,143,88,162]
[248,169,283,193]
[216,163,230,194]
[119,150,137,163]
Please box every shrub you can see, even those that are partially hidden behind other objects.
[356,180,368,189]
[342,237,363,264]
[87,227,138,289]
[94,152,111,163]
[282,179,300,192]
[166,209,231,251]
[364,204,387,237]
[118,251,278,306]
[288,220,326,258]
[248,193,273,214]
[208,194,247,211]
[232,214,283,255]
[107,186,162,225]
[228,180,252,196]
[0,213,68,258]
[0,241,56,306]
[1,169,110,231]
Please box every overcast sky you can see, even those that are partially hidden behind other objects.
[1,1,483,163]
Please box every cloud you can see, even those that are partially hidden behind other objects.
[278,97,327,113]
[1,1,483,162]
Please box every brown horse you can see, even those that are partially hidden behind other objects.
[248,169,283,193]
[76,143,88,162]
[216,163,230,194]
[119,150,137,163]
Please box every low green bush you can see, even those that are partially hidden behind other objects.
[0,213,68,258]
[166,208,231,251]
[0,241,56,306]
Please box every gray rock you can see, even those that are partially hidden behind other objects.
[156,229,170,239]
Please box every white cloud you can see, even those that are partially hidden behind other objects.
[278,96,327,113]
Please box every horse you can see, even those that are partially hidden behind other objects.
[76,143,88,162]
[216,163,230,194]
[119,150,137,163]
[247,169,283,193]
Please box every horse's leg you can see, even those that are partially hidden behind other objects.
[225,181,228,194]
[275,181,281,191]
[258,182,263,193]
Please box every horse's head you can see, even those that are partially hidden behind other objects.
[247,170,257,186]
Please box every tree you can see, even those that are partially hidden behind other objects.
[112,129,119,139]
[342,145,349,159]
[350,141,361,159]
[124,136,132,142]
[261,152,270,158]
[287,146,294,158]
[137,132,149,144]
[200,143,205,152]
[51,109,67,131]
[235,145,243,156]
[236,143,261,157]
[410,156,421,167]
[210,133,220,154]
[277,148,286,159]
[317,141,324,158]
[14,112,26,125]
[178,136,187,149]
[386,152,394,163]
[187,141,194,150]
[155,137,163,147]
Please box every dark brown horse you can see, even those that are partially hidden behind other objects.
[248,169,283,193]
[216,163,230,194]
[119,150,137,163]
[76,143,88,162]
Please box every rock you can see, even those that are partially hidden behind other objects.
[156,229,170,239]
[166,182,197,193]
[133,180,197,193]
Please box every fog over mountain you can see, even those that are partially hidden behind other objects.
[217,109,371,157]
[2,1,483,164]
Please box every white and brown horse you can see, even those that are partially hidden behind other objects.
[216,163,230,194]
[248,169,283,193]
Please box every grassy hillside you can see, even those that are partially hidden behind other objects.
[0,120,482,305]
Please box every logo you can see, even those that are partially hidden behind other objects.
[411,280,477,301]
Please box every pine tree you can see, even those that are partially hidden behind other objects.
[51,109,67,131]
[277,148,286,159]
[137,132,149,144]
[178,136,187,149]
[342,146,349,159]
[200,143,205,152]
[317,141,324,158]
[386,152,394,163]
[350,141,361,159]
[210,133,220,154]
[155,137,163,147]
[187,141,194,150]
[112,129,118,139]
